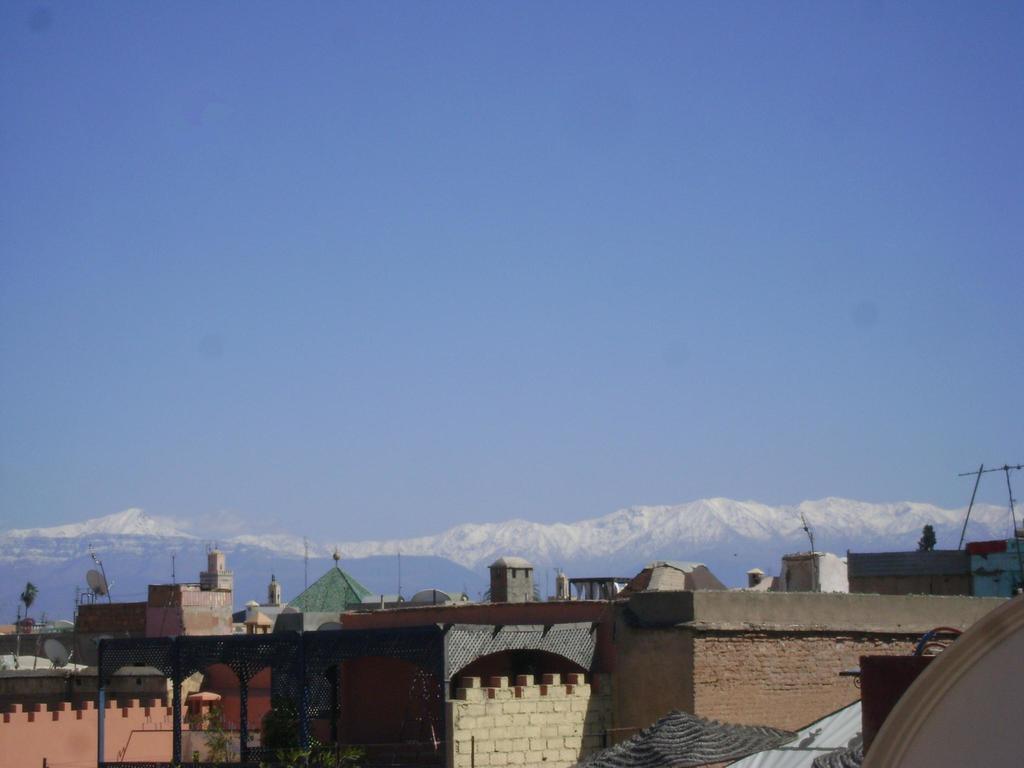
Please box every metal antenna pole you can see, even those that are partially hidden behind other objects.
[799,509,815,552]
[92,550,113,604]
[957,464,984,549]
[799,509,817,590]
[1003,465,1024,593]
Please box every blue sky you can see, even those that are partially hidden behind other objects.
[1,2,1021,540]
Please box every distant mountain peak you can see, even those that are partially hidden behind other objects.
[0,496,1015,619]
[2,497,1011,575]
[4,507,193,539]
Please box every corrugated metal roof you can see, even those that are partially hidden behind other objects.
[847,550,968,578]
[728,701,861,768]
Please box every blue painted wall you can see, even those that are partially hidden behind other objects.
[971,539,1024,597]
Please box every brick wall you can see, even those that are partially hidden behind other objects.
[612,624,694,741]
[148,583,233,608]
[447,673,612,768]
[76,601,148,633]
[691,631,915,730]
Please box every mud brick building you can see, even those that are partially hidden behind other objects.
[612,590,1002,733]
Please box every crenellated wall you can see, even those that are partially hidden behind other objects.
[447,673,612,768]
[0,697,189,765]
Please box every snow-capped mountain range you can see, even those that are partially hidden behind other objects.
[0,498,1015,618]
[4,508,187,543]
[319,497,1014,570]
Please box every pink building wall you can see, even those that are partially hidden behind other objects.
[0,699,195,765]
[200,664,273,730]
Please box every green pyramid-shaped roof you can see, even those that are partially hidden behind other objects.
[287,564,371,613]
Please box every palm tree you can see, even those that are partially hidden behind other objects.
[20,582,38,620]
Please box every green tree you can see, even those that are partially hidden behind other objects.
[19,582,38,620]
[918,524,937,552]
[261,696,301,752]
[260,696,364,768]
[186,705,234,762]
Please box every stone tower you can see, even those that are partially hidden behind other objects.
[489,556,535,603]
[200,549,233,592]
[267,574,282,606]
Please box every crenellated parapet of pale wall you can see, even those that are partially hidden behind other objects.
[447,673,612,768]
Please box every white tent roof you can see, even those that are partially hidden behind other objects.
[728,701,861,768]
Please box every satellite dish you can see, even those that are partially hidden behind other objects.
[87,569,108,596]
[411,588,453,605]
[44,639,70,668]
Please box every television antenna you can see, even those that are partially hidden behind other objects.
[958,463,1024,591]
[957,464,1023,540]
[43,638,70,668]
[957,464,986,550]
[798,509,815,552]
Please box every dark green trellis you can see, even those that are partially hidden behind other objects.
[96,622,596,768]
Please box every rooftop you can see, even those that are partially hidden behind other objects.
[490,556,533,569]
[286,564,372,613]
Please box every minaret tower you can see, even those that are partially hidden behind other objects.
[267,574,282,606]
